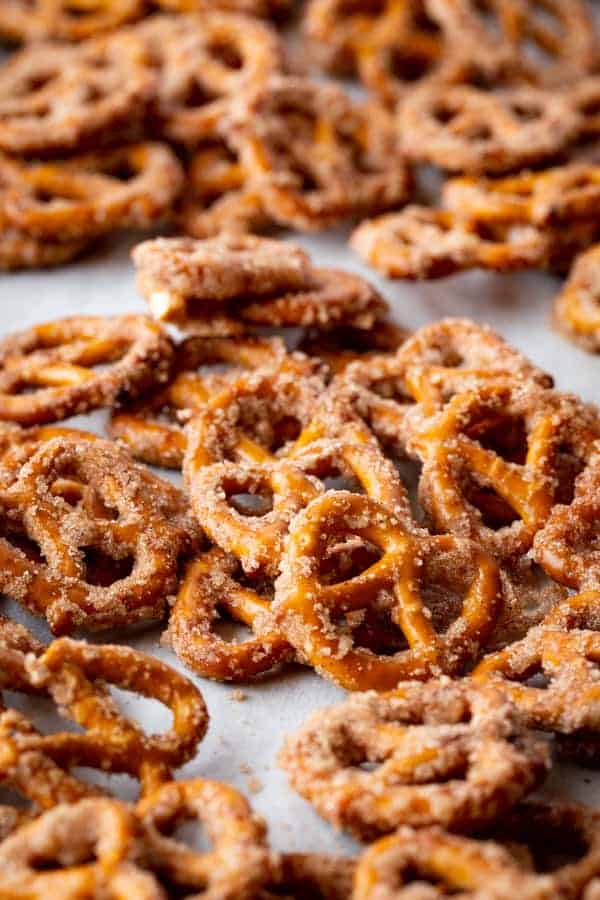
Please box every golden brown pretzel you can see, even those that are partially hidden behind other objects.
[473,623,600,738]
[533,449,600,589]
[274,491,501,689]
[1,144,183,242]
[137,778,271,898]
[0,798,155,899]
[279,680,549,839]
[0,437,195,633]
[165,547,293,682]
[350,205,596,279]
[133,234,313,324]
[399,83,580,174]
[443,164,600,229]
[108,335,302,470]
[353,826,549,899]
[136,12,283,145]
[0,30,153,156]
[553,244,600,353]
[302,0,447,105]
[0,314,173,426]
[412,385,600,561]
[231,76,412,230]
[0,0,143,42]
[177,138,271,239]
[428,0,598,86]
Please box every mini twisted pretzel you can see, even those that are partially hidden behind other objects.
[133,234,313,324]
[472,625,600,736]
[0,30,153,156]
[137,778,271,898]
[231,76,412,231]
[262,853,355,900]
[428,0,598,87]
[0,314,173,426]
[413,385,599,561]
[0,798,153,898]
[273,491,501,690]
[397,318,552,416]
[553,244,600,354]
[33,638,209,793]
[0,437,191,633]
[334,319,550,456]
[399,83,580,174]
[136,12,283,145]
[0,227,90,272]
[0,424,101,488]
[302,0,446,106]
[443,164,600,229]
[349,205,583,279]
[0,0,143,42]
[165,547,294,681]
[533,449,600,589]
[109,335,296,470]
[177,138,271,240]
[493,800,600,898]
[279,679,549,840]
[288,427,415,529]
[153,0,291,16]
[184,367,324,470]
[353,826,549,899]
[1,143,183,242]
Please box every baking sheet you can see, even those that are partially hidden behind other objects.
[2,224,600,854]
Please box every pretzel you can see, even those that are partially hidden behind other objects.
[230,76,412,230]
[279,679,549,840]
[177,139,271,240]
[184,367,324,470]
[136,13,282,145]
[1,143,183,242]
[32,638,209,794]
[571,77,600,143]
[412,385,600,561]
[0,437,195,633]
[136,778,271,898]
[0,314,173,426]
[349,205,594,279]
[553,244,600,353]
[334,319,551,455]
[152,0,290,15]
[428,0,598,87]
[397,318,553,414]
[273,491,501,690]
[0,30,152,156]
[0,228,90,272]
[109,335,294,469]
[472,624,600,737]
[493,799,600,898]
[165,547,294,681]
[0,798,155,898]
[0,423,101,488]
[298,321,409,375]
[399,83,580,174]
[443,164,600,229]
[533,449,600,590]
[0,0,143,42]
[133,234,313,324]
[302,0,447,106]
[352,826,549,899]
[261,853,355,900]
[287,414,415,527]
